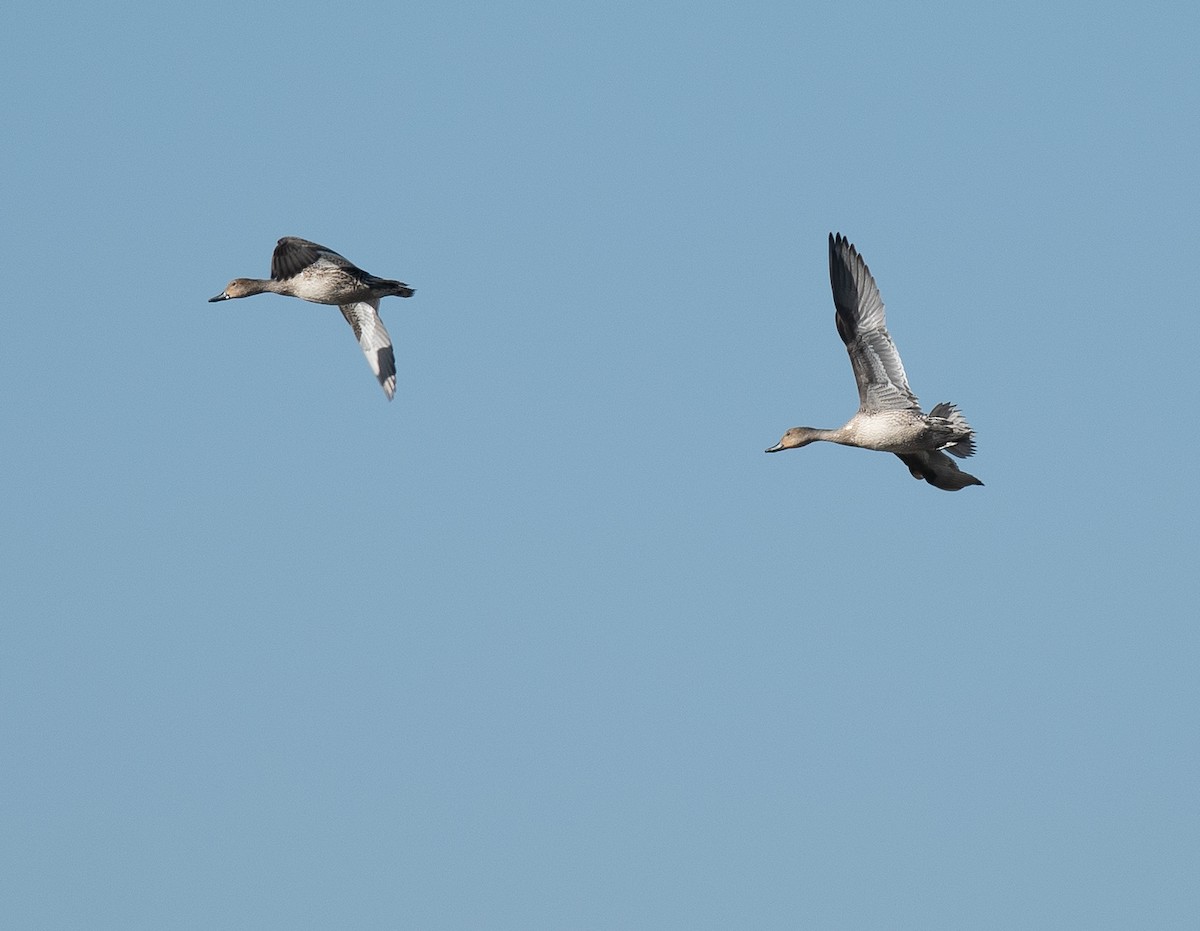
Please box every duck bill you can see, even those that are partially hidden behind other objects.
[208,293,229,302]
[764,443,784,453]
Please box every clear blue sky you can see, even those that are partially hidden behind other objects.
[3,1,1197,927]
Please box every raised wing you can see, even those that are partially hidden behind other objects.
[271,236,353,281]
[829,233,919,413]
[340,299,396,400]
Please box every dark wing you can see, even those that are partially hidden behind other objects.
[340,300,396,400]
[895,450,983,491]
[829,233,920,413]
[271,236,353,281]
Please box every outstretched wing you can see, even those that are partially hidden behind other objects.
[339,299,396,400]
[829,233,919,413]
[272,236,354,281]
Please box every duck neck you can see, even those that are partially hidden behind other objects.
[255,278,288,296]
[810,426,850,445]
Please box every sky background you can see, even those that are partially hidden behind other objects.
[3,1,1198,928]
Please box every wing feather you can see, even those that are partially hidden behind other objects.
[829,233,919,413]
[272,237,354,281]
[339,299,396,400]
[895,450,983,491]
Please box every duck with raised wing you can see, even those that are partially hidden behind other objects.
[766,233,983,491]
[210,236,415,400]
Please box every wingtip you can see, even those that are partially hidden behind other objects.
[829,231,857,258]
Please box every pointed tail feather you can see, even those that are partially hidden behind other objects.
[929,401,976,459]
[367,275,414,298]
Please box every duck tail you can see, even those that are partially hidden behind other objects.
[929,402,976,459]
[361,273,415,298]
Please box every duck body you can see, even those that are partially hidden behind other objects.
[766,234,982,491]
[210,237,414,400]
[857,411,945,452]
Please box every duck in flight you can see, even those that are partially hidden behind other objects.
[210,236,415,400]
[766,233,983,491]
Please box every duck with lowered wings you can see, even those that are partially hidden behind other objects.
[210,236,415,400]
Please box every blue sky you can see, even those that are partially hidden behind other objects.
[3,1,1198,927]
